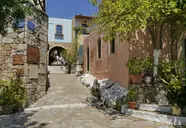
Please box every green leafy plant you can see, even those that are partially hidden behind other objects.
[62,41,78,74]
[159,59,186,109]
[62,26,86,74]
[128,89,137,102]
[142,57,153,75]
[0,0,32,35]
[90,87,101,98]
[90,0,186,77]
[0,76,26,112]
[114,99,127,111]
[126,58,144,75]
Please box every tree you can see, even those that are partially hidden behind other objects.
[90,0,186,76]
[0,0,29,35]
[62,26,86,74]
[62,39,78,74]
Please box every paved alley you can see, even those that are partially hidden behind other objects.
[0,73,173,128]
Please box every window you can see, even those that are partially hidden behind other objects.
[97,38,101,58]
[82,24,89,34]
[109,39,115,54]
[82,24,88,28]
[56,25,62,34]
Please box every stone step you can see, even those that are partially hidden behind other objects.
[139,104,171,114]
[48,66,67,74]
[127,109,186,125]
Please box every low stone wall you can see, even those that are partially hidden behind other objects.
[129,83,168,105]
[79,74,169,111]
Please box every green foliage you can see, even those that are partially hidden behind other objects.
[0,77,26,107]
[0,0,31,35]
[126,58,144,75]
[90,87,101,98]
[128,89,137,102]
[62,39,78,74]
[90,0,186,76]
[90,0,186,42]
[114,99,126,111]
[159,59,186,108]
[143,57,153,70]
[62,26,87,73]
[73,26,87,37]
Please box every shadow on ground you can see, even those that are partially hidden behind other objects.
[0,110,48,128]
[86,96,126,117]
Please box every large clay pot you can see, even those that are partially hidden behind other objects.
[130,74,142,84]
[128,102,137,109]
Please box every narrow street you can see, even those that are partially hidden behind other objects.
[0,73,172,128]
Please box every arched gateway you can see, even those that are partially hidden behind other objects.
[48,42,71,66]
[48,46,66,66]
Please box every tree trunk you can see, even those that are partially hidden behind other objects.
[153,49,161,77]
[148,23,163,77]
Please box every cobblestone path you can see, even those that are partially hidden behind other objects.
[0,73,173,128]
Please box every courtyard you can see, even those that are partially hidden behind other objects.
[0,73,173,128]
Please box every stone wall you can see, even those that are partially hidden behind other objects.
[129,84,168,105]
[0,3,48,106]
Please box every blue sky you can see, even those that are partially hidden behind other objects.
[46,0,98,19]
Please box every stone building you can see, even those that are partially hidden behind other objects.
[47,15,94,73]
[48,17,72,66]
[72,15,94,65]
[0,0,48,105]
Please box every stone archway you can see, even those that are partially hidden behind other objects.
[48,46,66,66]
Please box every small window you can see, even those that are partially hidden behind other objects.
[82,24,89,34]
[97,38,101,58]
[82,24,88,28]
[110,39,115,54]
[56,25,62,34]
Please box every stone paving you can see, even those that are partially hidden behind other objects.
[0,73,173,128]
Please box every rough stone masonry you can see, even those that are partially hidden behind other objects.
[0,2,48,106]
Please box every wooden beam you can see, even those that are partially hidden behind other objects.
[37,0,46,12]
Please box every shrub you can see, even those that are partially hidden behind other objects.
[114,99,127,111]
[0,76,26,113]
[142,57,153,76]
[126,57,153,75]
[159,59,186,109]
[90,87,101,98]
[126,58,144,75]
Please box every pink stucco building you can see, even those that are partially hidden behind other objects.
[83,28,185,87]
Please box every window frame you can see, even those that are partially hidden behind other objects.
[55,24,63,35]
[82,24,89,34]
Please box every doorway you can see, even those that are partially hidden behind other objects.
[49,46,65,66]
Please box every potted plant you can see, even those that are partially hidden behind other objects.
[126,58,144,84]
[128,89,137,109]
[160,59,186,116]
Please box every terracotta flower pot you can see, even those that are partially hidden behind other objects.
[130,74,142,84]
[128,102,137,109]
